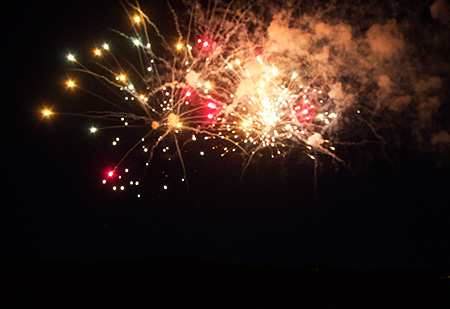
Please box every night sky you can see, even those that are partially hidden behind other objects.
[4,0,450,270]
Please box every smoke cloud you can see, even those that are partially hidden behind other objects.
[244,0,450,163]
[181,0,449,167]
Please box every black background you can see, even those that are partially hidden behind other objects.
[4,0,450,273]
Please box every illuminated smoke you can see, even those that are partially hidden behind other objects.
[48,0,449,194]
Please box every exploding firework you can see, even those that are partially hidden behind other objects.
[50,0,348,195]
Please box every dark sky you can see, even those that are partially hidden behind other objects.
[4,0,450,270]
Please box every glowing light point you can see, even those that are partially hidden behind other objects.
[90,127,98,133]
[307,133,325,147]
[103,43,109,50]
[272,67,279,76]
[94,49,101,56]
[42,109,52,116]
[107,170,114,178]
[167,113,180,128]
[134,15,141,23]
[67,80,75,88]
[150,121,159,130]
[202,41,209,48]
[176,43,183,50]
[292,72,298,79]
[67,54,75,61]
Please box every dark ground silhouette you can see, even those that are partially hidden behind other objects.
[3,257,449,308]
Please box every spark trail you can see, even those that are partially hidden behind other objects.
[48,1,350,196]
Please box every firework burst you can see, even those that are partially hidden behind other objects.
[50,1,345,195]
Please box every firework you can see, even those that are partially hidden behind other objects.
[50,1,343,195]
